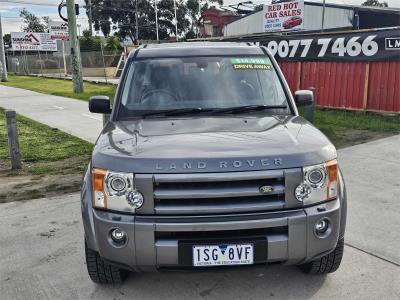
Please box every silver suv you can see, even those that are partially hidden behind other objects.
[82,42,347,283]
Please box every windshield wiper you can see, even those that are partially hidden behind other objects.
[214,105,288,114]
[140,105,287,118]
[141,108,214,118]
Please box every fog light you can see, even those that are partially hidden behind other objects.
[295,183,311,202]
[315,218,330,235]
[110,228,127,244]
[126,190,144,208]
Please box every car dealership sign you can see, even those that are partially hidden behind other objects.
[263,0,304,32]
[225,28,400,62]
[49,21,69,40]
[11,32,58,51]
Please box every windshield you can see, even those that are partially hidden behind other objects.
[118,56,291,118]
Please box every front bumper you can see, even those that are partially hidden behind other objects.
[86,198,342,272]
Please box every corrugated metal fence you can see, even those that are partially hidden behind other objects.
[280,61,400,113]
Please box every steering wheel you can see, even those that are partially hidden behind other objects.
[140,89,180,106]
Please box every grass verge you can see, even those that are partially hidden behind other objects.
[0,107,93,203]
[0,74,116,101]
[303,108,400,148]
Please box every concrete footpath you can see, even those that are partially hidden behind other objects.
[0,85,102,143]
[0,85,399,299]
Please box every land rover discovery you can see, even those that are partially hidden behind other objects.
[82,42,347,283]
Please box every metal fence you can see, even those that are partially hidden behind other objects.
[5,50,124,84]
[280,61,400,114]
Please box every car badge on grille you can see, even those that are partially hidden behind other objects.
[259,185,274,194]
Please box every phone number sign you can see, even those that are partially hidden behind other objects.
[233,28,399,62]
[11,32,58,52]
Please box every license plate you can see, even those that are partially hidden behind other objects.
[192,243,254,267]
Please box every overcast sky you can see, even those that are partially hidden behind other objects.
[1,0,399,34]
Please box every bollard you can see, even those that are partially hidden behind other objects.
[103,113,110,127]
[5,110,22,170]
[306,86,316,124]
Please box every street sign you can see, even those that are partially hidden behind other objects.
[11,32,58,51]
[49,21,69,40]
[263,0,304,32]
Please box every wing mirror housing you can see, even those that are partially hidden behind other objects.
[89,96,111,114]
[294,90,314,107]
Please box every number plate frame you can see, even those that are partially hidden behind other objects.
[178,239,268,267]
[192,243,254,267]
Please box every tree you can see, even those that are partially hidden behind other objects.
[3,34,11,48]
[254,4,263,12]
[362,0,388,7]
[79,30,102,52]
[86,0,223,42]
[19,8,48,32]
[42,16,50,31]
[105,35,122,51]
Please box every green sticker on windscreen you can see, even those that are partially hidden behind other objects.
[230,58,272,70]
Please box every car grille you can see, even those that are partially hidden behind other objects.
[135,169,301,215]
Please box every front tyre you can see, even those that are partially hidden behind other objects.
[298,238,344,275]
[85,241,127,284]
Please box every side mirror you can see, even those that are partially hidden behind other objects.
[89,96,111,114]
[294,90,314,107]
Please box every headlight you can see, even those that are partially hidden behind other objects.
[295,160,338,205]
[92,168,144,212]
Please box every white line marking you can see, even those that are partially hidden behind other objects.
[81,113,102,121]
[53,105,65,110]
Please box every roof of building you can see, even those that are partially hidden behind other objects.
[129,42,264,58]
[305,1,400,13]
[224,1,400,26]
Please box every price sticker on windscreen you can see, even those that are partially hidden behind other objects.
[231,58,272,70]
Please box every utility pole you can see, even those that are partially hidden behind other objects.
[88,0,93,35]
[173,0,178,40]
[135,0,139,44]
[155,0,159,41]
[321,0,326,31]
[197,0,202,38]
[0,15,8,82]
[67,0,84,93]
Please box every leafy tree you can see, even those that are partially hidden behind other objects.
[3,34,11,47]
[19,8,48,32]
[85,0,223,42]
[254,4,263,12]
[79,30,102,52]
[42,16,50,31]
[186,0,221,27]
[105,35,123,51]
[362,0,388,7]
